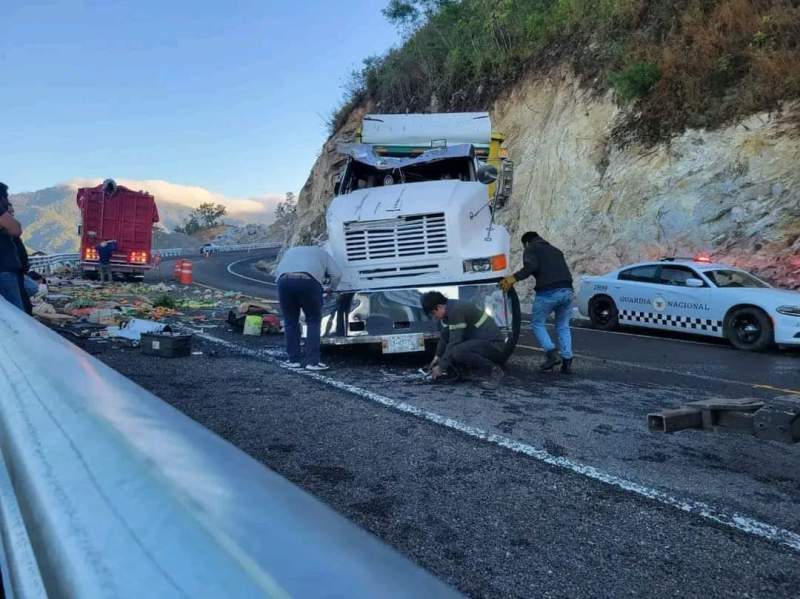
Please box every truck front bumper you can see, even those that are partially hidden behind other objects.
[316,282,514,349]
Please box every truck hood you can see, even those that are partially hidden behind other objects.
[328,180,486,222]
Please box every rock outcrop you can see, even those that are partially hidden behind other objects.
[292,70,800,291]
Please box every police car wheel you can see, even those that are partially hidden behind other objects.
[724,307,773,351]
[588,295,618,331]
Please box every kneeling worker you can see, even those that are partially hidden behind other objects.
[421,291,506,390]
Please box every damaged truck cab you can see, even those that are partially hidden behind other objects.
[320,112,520,357]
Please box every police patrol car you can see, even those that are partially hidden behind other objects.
[576,257,800,351]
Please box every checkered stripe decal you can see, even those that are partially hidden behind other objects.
[619,310,723,332]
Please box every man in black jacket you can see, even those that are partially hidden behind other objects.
[500,231,574,373]
[421,291,506,390]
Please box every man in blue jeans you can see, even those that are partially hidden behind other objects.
[500,231,574,373]
[275,245,342,371]
[0,183,26,311]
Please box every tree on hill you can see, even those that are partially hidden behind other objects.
[268,192,298,245]
[174,202,227,235]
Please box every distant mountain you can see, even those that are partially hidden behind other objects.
[10,185,85,253]
[10,180,281,253]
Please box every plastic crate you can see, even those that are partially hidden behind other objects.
[140,332,192,358]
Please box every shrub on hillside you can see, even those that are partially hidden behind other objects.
[609,62,661,102]
[330,0,800,143]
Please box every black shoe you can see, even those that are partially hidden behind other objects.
[561,358,573,374]
[539,349,562,371]
[479,366,504,390]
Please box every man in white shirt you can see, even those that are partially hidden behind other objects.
[275,245,342,371]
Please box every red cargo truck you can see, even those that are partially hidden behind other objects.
[77,179,160,279]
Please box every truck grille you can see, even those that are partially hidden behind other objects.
[344,213,447,262]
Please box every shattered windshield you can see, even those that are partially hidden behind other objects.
[705,270,770,288]
[337,143,476,192]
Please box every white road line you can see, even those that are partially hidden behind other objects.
[192,331,800,555]
[226,257,277,287]
[515,344,800,394]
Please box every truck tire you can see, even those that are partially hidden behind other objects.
[724,306,773,351]
[588,295,619,331]
[502,287,521,361]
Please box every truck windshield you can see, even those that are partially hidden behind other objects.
[705,270,770,288]
[345,156,473,191]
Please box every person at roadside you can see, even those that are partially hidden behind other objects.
[96,239,117,284]
[500,231,574,373]
[275,245,342,371]
[421,291,507,390]
[7,202,34,314]
[0,183,25,311]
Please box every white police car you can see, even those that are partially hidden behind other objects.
[576,257,800,351]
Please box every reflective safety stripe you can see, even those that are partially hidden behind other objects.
[475,312,490,328]
[445,312,491,330]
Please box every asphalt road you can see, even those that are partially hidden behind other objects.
[154,250,279,300]
[107,250,800,597]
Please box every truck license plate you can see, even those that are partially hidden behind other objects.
[382,334,425,354]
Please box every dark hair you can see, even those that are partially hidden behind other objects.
[521,231,540,244]
[421,291,448,315]
[0,182,7,200]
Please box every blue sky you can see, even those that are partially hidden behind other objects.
[0,1,399,201]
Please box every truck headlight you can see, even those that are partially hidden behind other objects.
[777,305,800,317]
[463,254,507,273]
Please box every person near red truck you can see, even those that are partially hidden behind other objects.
[0,183,26,312]
[500,231,575,374]
[275,245,342,371]
[96,239,118,284]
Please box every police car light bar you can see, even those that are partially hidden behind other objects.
[659,254,713,263]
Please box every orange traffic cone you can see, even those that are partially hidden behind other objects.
[173,259,183,280]
[179,260,193,285]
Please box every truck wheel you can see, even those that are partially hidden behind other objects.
[588,295,619,331]
[724,306,773,351]
[502,287,521,361]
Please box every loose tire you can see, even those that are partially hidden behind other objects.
[588,295,619,331]
[724,306,773,351]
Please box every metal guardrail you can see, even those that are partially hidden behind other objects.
[0,298,459,598]
[27,253,80,274]
[201,242,282,254]
[26,243,282,274]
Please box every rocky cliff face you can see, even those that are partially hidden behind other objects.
[293,71,800,292]
[288,106,369,247]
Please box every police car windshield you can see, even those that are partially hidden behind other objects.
[705,270,769,288]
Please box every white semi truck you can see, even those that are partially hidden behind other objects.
[319,112,520,357]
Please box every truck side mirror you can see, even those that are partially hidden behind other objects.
[476,164,498,185]
[332,173,342,195]
[493,160,514,209]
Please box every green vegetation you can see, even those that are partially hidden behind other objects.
[267,192,298,244]
[608,62,660,102]
[153,294,177,309]
[174,202,227,235]
[332,0,800,142]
